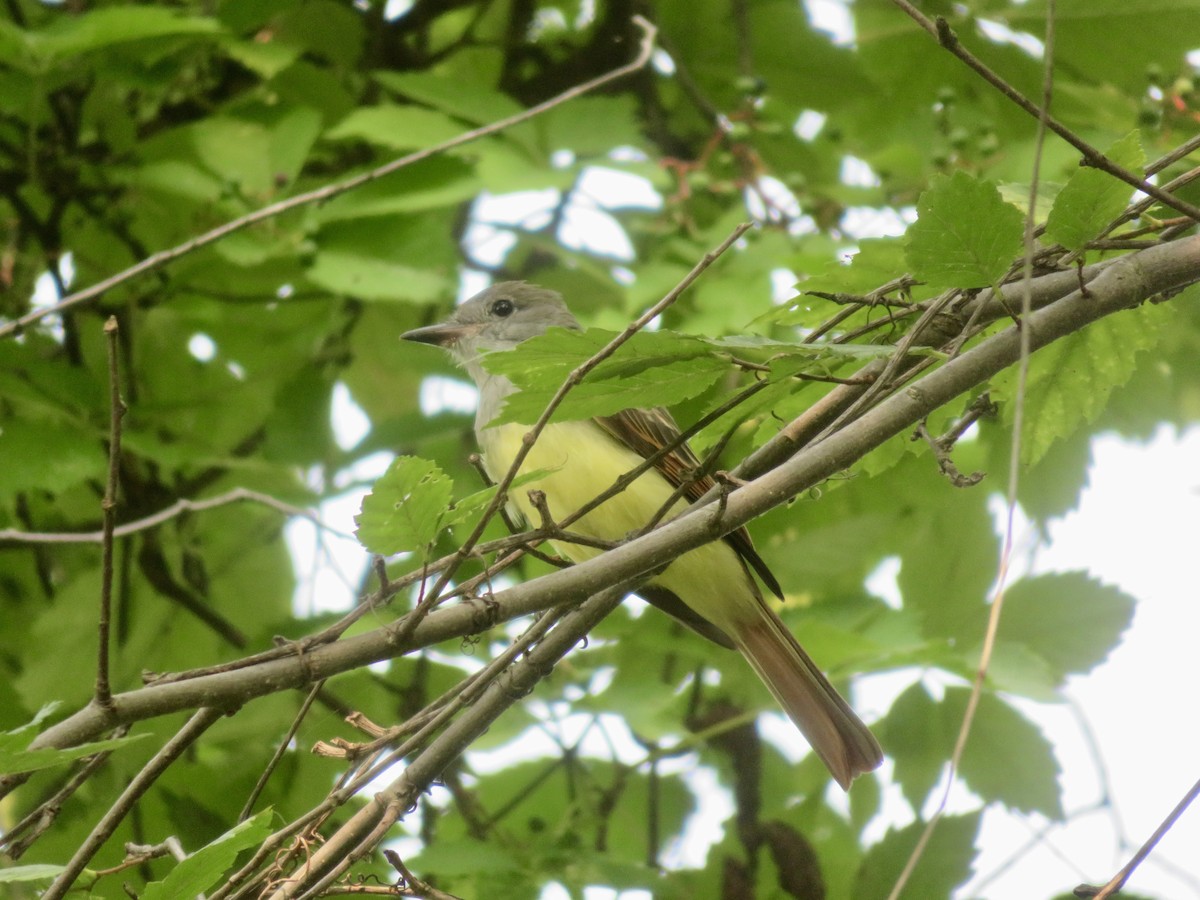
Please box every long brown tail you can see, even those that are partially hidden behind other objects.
[733,604,882,789]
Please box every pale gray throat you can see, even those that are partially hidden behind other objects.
[451,338,519,435]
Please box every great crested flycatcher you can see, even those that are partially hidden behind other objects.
[402,282,882,788]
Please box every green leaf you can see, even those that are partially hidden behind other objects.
[0,732,150,776]
[307,215,457,302]
[993,301,1168,465]
[854,812,981,900]
[1007,0,1200,94]
[141,809,273,900]
[439,468,553,529]
[374,70,524,126]
[408,837,523,876]
[326,104,469,151]
[948,688,1064,819]
[905,171,1025,288]
[493,356,726,425]
[0,420,100,499]
[356,456,455,555]
[1045,131,1145,249]
[28,6,220,66]
[999,572,1136,680]
[314,157,480,222]
[2,707,153,783]
[881,682,948,813]
[307,251,449,302]
[0,864,65,884]
[482,327,728,425]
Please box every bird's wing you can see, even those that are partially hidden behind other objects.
[593,406,784,600]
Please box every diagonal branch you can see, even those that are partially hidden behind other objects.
[888,0,1200,222]
[0,17,658,341]
[18,235,1200,764]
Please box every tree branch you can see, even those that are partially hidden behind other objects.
[0,16,658,341]
[19,235,1200,763]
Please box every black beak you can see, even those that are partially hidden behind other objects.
[400,321,477,347]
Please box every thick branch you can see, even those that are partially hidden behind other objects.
[21,236,1200,759]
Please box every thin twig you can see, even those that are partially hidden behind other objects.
[95,316,124,710]
[0,17,659,341]
[0,726,129,857]
[262,586,630,900]
[886,4,1056,896]
[888,0,1200,221]
[0,487,338,544]
[1077,776,1200,899]
[240,683,324,822]
[42,708,224,900]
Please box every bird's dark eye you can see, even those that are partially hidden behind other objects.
[490,298,515,317]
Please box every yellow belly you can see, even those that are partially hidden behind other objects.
[480,419,754,630]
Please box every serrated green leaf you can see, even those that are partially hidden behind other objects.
[999,572,1136,679]
[854,811,981,900]
[948,688,1064,819]
[356,456,455,555]
[1045,131,1144,249]
[905,171,1025,288]
[141,809,273,900]
[994,301,1168,465]
[492,356,726,425]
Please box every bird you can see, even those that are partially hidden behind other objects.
[401,281,882,788]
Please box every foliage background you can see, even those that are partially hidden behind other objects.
[1,0,1199,898]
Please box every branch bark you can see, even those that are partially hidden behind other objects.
[21,234,1200,762]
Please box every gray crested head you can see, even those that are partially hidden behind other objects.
[401,281,582,429]
[402,282,579,356]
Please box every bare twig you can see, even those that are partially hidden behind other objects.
[240,683,324,822]
[1076,776,1200,899]
[912,392,995,487]
[95,316,124,710]
[0,17,659,341]
[0,486,337,544]
[886,5,1057,895]
[888,0,1200,222]
[262,586,630,899]
[384,849,466,900]
[42,708,224,900]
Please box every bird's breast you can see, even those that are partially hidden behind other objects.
[480,420,684,550]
